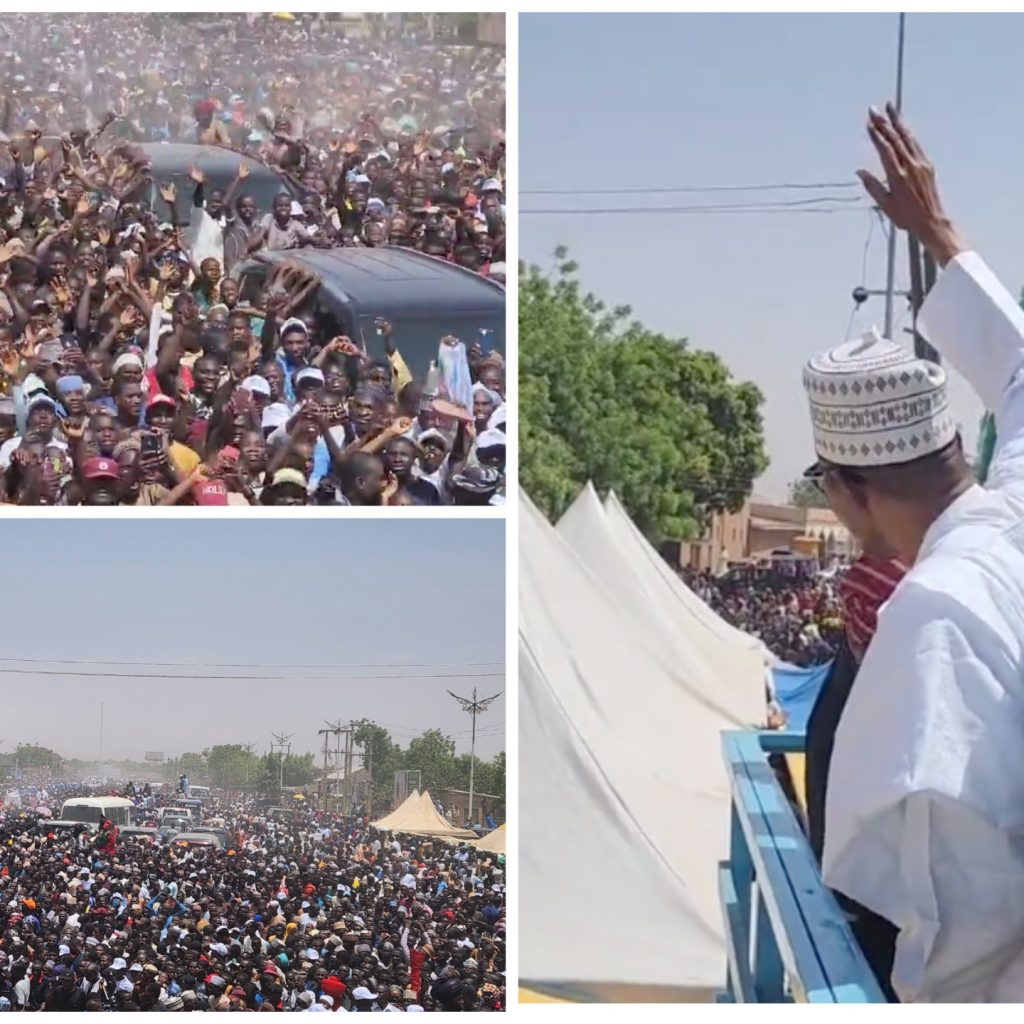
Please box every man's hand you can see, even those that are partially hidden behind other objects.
[326,336,359,357]
[158,182,177,204]
[858,104,965,267]
[0,346,19,377]
[188,166,205,185]
[236,162,250,181]
[385,417,413,438]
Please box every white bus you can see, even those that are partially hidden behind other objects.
[57,797,136,827]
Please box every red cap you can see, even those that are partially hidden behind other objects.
[82,457,119,481]
[193,480,228,506]
[147,393,176,409]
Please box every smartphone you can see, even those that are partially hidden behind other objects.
[140,432,162,456]
[477,328,493,354]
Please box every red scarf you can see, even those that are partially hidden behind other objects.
[839,556,907,660]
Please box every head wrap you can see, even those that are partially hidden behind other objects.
[838,556,907,661]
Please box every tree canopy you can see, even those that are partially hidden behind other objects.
[20,723,505,810]
[520,250,768,541]
[787,477,829,509]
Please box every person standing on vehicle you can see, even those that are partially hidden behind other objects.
[808,105,1024,1002]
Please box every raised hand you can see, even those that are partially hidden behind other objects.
[188,166,205,185]
[158,182,177,204]
[857,104,963,266]
[236,162,250,181]
[0,346,19,377]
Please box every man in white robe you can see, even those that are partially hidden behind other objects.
[805,105,1024,1002]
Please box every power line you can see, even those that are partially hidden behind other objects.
[522,180,861,196]
[0,656,503,670]
[522,203,871,217]
[0,667,506,681]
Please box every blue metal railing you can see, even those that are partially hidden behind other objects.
[718,730,887,1004]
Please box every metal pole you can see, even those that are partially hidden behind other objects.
[883,12,906,340]
[468,690,477,825]
[99,702,104,764]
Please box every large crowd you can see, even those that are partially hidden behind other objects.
[0,14,506,506]
[0,780,506,1011]
[684,568,844,666]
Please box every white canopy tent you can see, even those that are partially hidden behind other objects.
[556,484,767,726]
[473,823,506,854]
[520,491,735,1000]
[602,490,773,662]
[371,790,476,841]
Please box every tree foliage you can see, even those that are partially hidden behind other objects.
[14,744,63,772]
[787,477,829,509]
[520,250,768,541]
[404,729,458,795]
[207,745,261,790]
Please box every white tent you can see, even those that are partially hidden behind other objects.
[371,790,476,840]
[556,484,766,726]
[473,823,506,854]
[603,490,773,661]
[520,492,728,1000]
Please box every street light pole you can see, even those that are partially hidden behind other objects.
[882,12,906,340]
[447,687,503,826]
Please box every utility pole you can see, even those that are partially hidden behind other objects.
[99,702,105,765]
[243,742,255,796]
[882,12,906,340]
[364,745,374,819]
[270,733,292,795]
[447,687,503,826]
[318,720,344,813]
[342,724,354,813]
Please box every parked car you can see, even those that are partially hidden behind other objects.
[159,815,190,835]
[171,831,226,851]
[123,143,296,216]
[232,247,505,380]
[191,825,231,847]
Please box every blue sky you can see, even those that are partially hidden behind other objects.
[0,521,505,760]
[519,13,1024,497]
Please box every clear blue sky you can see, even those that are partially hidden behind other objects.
[1,521,505,761]
[518,13,1024,497]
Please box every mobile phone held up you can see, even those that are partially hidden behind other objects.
[140,432,162,457]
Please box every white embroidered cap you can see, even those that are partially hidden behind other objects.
[803,328,956,467]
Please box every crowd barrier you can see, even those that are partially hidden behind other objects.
[718,730,886,1003]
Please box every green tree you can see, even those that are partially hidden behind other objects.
[480,750,506,797]
[282,753,315,788]
[520,251,768,541]
[403,729,459,795]
[353,720,404,816]
[167,751,208,782]
[207,745,261,791]
[788,477,829,509]
[15,744,63,772]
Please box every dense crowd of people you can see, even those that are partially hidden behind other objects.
[0,14,506,506]
[0,781,506,1011]
[684,567,844,666]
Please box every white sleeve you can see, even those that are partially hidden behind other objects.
[919,252,1024,493]
[147,304,164,367]
[823,580,1024,1001]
